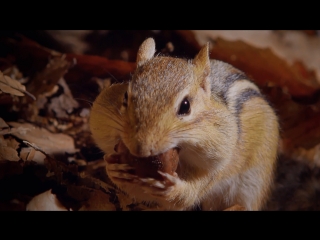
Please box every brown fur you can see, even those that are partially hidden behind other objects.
[89,38,280,210]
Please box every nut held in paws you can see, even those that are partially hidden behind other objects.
[114,140,179,180]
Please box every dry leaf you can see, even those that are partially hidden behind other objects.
[0,118,9,129]
[0,33,135,108]
[8,122,76,158]
[0,135,5,146]
[281,114,320,150]
[0,146,20,161]
[0,135,20,161]
[42,154,118,211]
[0,71,26,96]
[5,136,20,150]
[27,55,70,99]
[26,189,69,211]
[254,86,320,154]
[2,66,25,83]
[47,78,79,118]
[0,71,35,100]
[20,147,46,164]
[20,147,35,161]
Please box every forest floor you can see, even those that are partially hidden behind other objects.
[1,30,320,211]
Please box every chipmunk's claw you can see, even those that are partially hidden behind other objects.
[106,162,137,184]
[138,171,182,199]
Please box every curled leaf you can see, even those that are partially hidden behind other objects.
[0,71,35,100]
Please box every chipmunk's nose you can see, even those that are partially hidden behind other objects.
[132,143,154,157]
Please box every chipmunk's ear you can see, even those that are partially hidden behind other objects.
[193,42,211,95]
[136,38,156,67]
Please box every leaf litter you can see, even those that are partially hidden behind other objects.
[1,30,320,210]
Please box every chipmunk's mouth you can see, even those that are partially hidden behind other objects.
[113,140,180,178]
[115,139,180,158]
[133,146,180,158]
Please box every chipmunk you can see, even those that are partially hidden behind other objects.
[89,38,280,210]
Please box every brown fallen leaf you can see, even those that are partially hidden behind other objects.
[0,71,35,100]
[26,189,69,211]
[262,87,320,153]
[0,34,136,111]
[0,135,6,146]
[41,144,147,211]
[27,55,70,99]
[42,154,118,211]
[0,146,20,161]
[47,78,79,119]
[42,152,103,189]
[0,71,25,96]
[0,135,20,161]
[281,114,320,150]
[2,66,25,83]
[1,33,135,84]
[5,136,20,150]
[20,147,46,164]
[0,117,9,129]
[20,147,35,161]
[8,122,76,162]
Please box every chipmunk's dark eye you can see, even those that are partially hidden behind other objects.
[178,97,190,115]
[123,91,128,107]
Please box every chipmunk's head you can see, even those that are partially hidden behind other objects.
[121,38,213,157]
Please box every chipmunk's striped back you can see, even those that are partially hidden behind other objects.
[197,59,279,210]
[210,60,267,135]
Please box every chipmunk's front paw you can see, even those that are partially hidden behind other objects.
[106,163,136,181]
[138,171,185,201]
[105,154,137,185]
